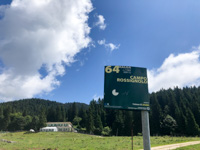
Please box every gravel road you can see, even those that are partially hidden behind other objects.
[150,141,200,150]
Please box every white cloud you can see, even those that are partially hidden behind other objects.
[93,94,103,101]
[98,39,106,45]
[148,49,200,92]
[98,39,120,51]
[0,5,8,17]
[95,15,106,30]
[107,43,120,51]
[0,0,93,101]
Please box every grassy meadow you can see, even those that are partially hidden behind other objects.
[176,144,200,150]
[0,132,200,150]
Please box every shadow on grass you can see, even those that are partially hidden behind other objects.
[24,131,40,134]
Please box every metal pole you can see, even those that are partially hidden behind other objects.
[131,126,133,150]
[141,111,151,150]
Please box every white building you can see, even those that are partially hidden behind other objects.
[40,122,73,132]
[40,127,58,132]
[46,122,73,132]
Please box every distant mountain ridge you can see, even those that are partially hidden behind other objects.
[0,98,88,116]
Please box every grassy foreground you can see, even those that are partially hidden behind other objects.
[176,144,200,150]
[0,132,200,150]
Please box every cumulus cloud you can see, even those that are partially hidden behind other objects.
[93,94,103,101]
[148,49,200,92]
[0,0,93,101]
[95,15,106,30]
[0,5,8,17]
[98,39,120,51]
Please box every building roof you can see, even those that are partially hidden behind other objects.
[41,127,58,130]
[47,122,72,125]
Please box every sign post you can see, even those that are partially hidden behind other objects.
[104,66,150,110]
[141,111,151,150]
[104,66,151,150]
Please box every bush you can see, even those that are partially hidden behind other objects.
[101,126,112,136]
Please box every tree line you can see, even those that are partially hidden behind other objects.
[0,86,200,136]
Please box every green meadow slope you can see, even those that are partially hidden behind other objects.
[0,132,200,150]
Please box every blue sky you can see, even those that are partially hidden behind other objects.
[0,0,200,104]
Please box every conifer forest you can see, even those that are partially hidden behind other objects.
[0,86,200,136]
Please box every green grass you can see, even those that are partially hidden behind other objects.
[0,132,199,150]
[176,144,200,150]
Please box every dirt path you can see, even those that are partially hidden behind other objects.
[150,141,200,150]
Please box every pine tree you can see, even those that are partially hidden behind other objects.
[124,111,133,136]
[0,107,4,130]
[47,107,56,122]
[79,106,87,128]
[133,111,142,135]
[0,107,3,118]
[86,108,94,134]
[94,112,103,135]
[67,105,73,121]
[71,102,78,120]
[106,109,115,128]
[2,106,11,131]
[101,110,107,127]
[168,89,179,118]
[149,93,162,135]
[190,97,200,126]
[61,106,66,122]
[56,106,63,122]
[112,110,124,136]
[38,108,47,129]
[186,109,199,136]
[178,110,187,135]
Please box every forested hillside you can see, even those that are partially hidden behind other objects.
[0,98,88,116]
[0,99,88,132]
[150,86,200,136]
[0,86,200,136]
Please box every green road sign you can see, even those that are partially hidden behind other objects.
[104,66,150,110]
